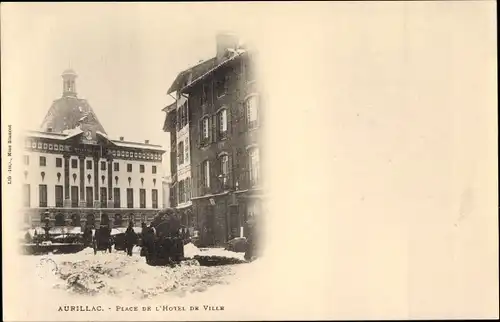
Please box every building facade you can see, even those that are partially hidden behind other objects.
[22,70,166,228]
[164,34,263,247]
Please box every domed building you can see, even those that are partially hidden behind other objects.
[22,70,166,229]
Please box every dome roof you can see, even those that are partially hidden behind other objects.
[62,69,77,76]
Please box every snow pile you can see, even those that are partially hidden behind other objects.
[27,246,240,300]
[183,243,246,261]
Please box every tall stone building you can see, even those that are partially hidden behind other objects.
[22,70,166,228]
[164,33,263,246]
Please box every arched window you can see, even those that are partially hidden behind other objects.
[41,212,50,224]
[71,213,81,227]
[245,95,259,130]
[86,214,96,228]
[217,108,228,139]
[55,213,65,226]
[114,214,123,227]
[101,214,110,226]
[248,147,260,186]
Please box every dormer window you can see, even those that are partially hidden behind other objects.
[201,84,208,106]
[216,73,229,98]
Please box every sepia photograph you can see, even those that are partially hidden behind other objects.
[2,2,498,321]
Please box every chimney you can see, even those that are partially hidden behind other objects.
[145,140,150,144]
[216,32,239,62]
[119,136,124,141]
[47,128,53,133]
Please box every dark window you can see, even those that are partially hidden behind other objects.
[71,186,78,207]
[71,159,78,168]
[127,188,134,208]
[114,162,119,171]
[181,180,186,203]
[39,184,47,207]
[114,214,123,227]
[100,187,107,208]
[140,189,146,208]
[101,161,106,171]
[55,213,65,227]
[201,160,210,188]
[152,166,157,174]
[86,187,93,208]
[55,185,63,207]
[71,213,81,227]
[56,157,62,168]
[216,73,229,97]
[23,184,30,207]
[24,155,29,165]
[86,160,92,169]
[39,156,46,167]
[113,188,120,208]
[140,164,145,173]
[201,83,208,105]
[152,189,158,209]
[127,164,132,172]
[178,141,184,165]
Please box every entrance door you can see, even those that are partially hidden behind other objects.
[229,205,240,239]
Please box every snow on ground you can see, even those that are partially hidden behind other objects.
[184,243,246,261]
[8,243,278,321]
[26,244,245,300]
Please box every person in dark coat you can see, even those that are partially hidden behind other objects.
[124,221,138,256]
[83,225,92,247]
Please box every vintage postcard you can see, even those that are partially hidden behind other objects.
[2,2,498,321]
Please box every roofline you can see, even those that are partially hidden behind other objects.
[110,139,164,149]
[26,130,67,137]
[24,130,165,152]
[166,57,216,94]
[181,51,246,93]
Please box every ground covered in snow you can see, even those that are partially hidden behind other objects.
[7,243,292,321]
[31,244,246,300]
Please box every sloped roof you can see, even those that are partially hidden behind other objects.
[39,97,107,134]
[181,50,247,93]
[167,57,217,94]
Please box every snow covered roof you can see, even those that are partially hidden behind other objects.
[62,127,83,139]
[167,58,217,94]
[26,130,67,140]
[111,140,165,152]
[181,50,247,93]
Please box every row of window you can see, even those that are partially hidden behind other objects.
[200,73,230,106]
[26,156,157,174]
[23,184,158,209]
[199,95,259,145]
[33,213,150,227]
[196,60,255,108]
[33,213,138,227]
[25,140,162,161]
[200,147,259,189]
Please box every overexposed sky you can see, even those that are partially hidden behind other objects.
[1,3,264,177]
[2,2,498,319]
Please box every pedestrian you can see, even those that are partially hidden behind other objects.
[124,221,137,256]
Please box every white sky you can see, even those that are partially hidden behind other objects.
[2,2,498,318]
[2,3,262,178]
